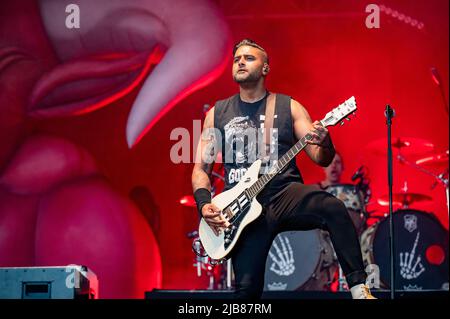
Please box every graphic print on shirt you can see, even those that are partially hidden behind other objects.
[224,115,278,185]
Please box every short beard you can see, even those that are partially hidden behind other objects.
[233,71,261,84]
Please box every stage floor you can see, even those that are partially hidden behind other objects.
[146,289,449,299]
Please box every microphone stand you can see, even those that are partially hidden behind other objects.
[385,105,396,300]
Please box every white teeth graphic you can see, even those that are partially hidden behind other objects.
[36,0,231,148]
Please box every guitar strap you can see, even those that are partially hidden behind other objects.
[262,92,276,160]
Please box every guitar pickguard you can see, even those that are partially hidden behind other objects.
[223,196,251,250]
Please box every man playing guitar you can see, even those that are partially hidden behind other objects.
[191,39,375,299]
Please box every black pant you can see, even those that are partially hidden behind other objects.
[231,182,367,299]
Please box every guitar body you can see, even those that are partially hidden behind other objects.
[199,160,263,260]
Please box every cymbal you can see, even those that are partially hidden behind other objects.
[416,150,449,168]
[377,192,433,207]
[179,195,196,208]
[365,137,435,156]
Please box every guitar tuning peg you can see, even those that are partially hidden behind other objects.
[340,121,345,126]
[346,117,350,121]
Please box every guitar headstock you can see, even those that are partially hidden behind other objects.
[321,96,357,127]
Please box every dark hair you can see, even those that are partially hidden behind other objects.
[233,38,269,64]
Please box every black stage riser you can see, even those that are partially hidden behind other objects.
[146,289,448,299]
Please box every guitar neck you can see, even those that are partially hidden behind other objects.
[246,120,326,198]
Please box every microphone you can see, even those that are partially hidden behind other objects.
[351,166,365,181]
[430,67,449,115]
[431,169,449,190]
[384,105,395,119]
[186,230,199,238]
[431,67,441,86]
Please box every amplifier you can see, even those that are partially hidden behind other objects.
[0,265,98,299]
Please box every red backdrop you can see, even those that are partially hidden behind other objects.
[2,0,448,290]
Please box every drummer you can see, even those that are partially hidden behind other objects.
[317,152,368,236]
[318,151,344,189]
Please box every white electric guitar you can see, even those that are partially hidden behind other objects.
[199,96,357,260]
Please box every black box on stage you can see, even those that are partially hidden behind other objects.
[0,265,98,299]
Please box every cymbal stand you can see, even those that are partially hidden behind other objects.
[226,259,233,290]
[397,154,449,217]
[337,266,348,291]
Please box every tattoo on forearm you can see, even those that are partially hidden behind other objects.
[192,168,212,192]
[192,108,218,192]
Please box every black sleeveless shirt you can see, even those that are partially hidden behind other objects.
[214,92,304,205]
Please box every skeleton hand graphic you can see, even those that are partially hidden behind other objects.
[268,235,295,276]
[400,232,425,280]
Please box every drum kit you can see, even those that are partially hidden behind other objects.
[181,137,449,292]
[360,137,449,291]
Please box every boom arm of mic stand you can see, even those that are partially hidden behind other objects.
[397,154,447,182]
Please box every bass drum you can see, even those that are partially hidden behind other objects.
[264,230,338,291]
[361,209,449,290]
[324,184,367,235]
